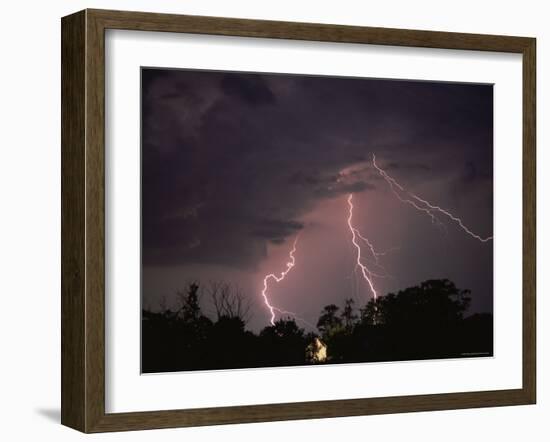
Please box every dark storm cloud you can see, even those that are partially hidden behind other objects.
[384,161,431,172]
[220,74,276,106]
[289,170,339,186]
[449,158,494,203]
[289,169,376,197]
[314,181,376,199]
[252,219,304,244]
[141,69,493,269]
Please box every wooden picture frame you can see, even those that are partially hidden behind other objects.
[61,8,536,433]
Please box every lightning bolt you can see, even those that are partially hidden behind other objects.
[260,236,313,327]
[354,229,397,276]
[258,154,489,327]
[272,306,315,329]
[372,154,492,242]
[372,154,446,230]
[346,194,380,301]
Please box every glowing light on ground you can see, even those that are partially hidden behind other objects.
[305,337,328,363]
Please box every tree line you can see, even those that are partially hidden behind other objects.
[142,279,493,373]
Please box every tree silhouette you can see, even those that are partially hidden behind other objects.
[350,279,481,362]
[176,282,201,322]
[316,304,343,339]
[208,280,252,323]
[341,298,357,330]
[360,279,471,327]
[141,278,492,373]
[259,318,307,366]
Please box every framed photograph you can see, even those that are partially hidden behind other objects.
[61,9,536,433]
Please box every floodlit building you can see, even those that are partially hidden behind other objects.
[305,337,327,363]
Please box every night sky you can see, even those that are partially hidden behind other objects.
[141,68,493,331]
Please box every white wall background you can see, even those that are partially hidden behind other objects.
[0,0,546,440]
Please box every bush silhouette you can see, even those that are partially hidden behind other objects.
[142,278,492,372]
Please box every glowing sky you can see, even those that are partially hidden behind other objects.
[141,68,493,331]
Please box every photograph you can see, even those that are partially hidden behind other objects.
[140,67,494,373]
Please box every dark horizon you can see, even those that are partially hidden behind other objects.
[141,67,493,333]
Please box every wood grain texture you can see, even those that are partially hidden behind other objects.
[60,8,537,433]
[90,8,532,52]
[84,9,107,433]
[522,38,536,403]
[61,10,86,432]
